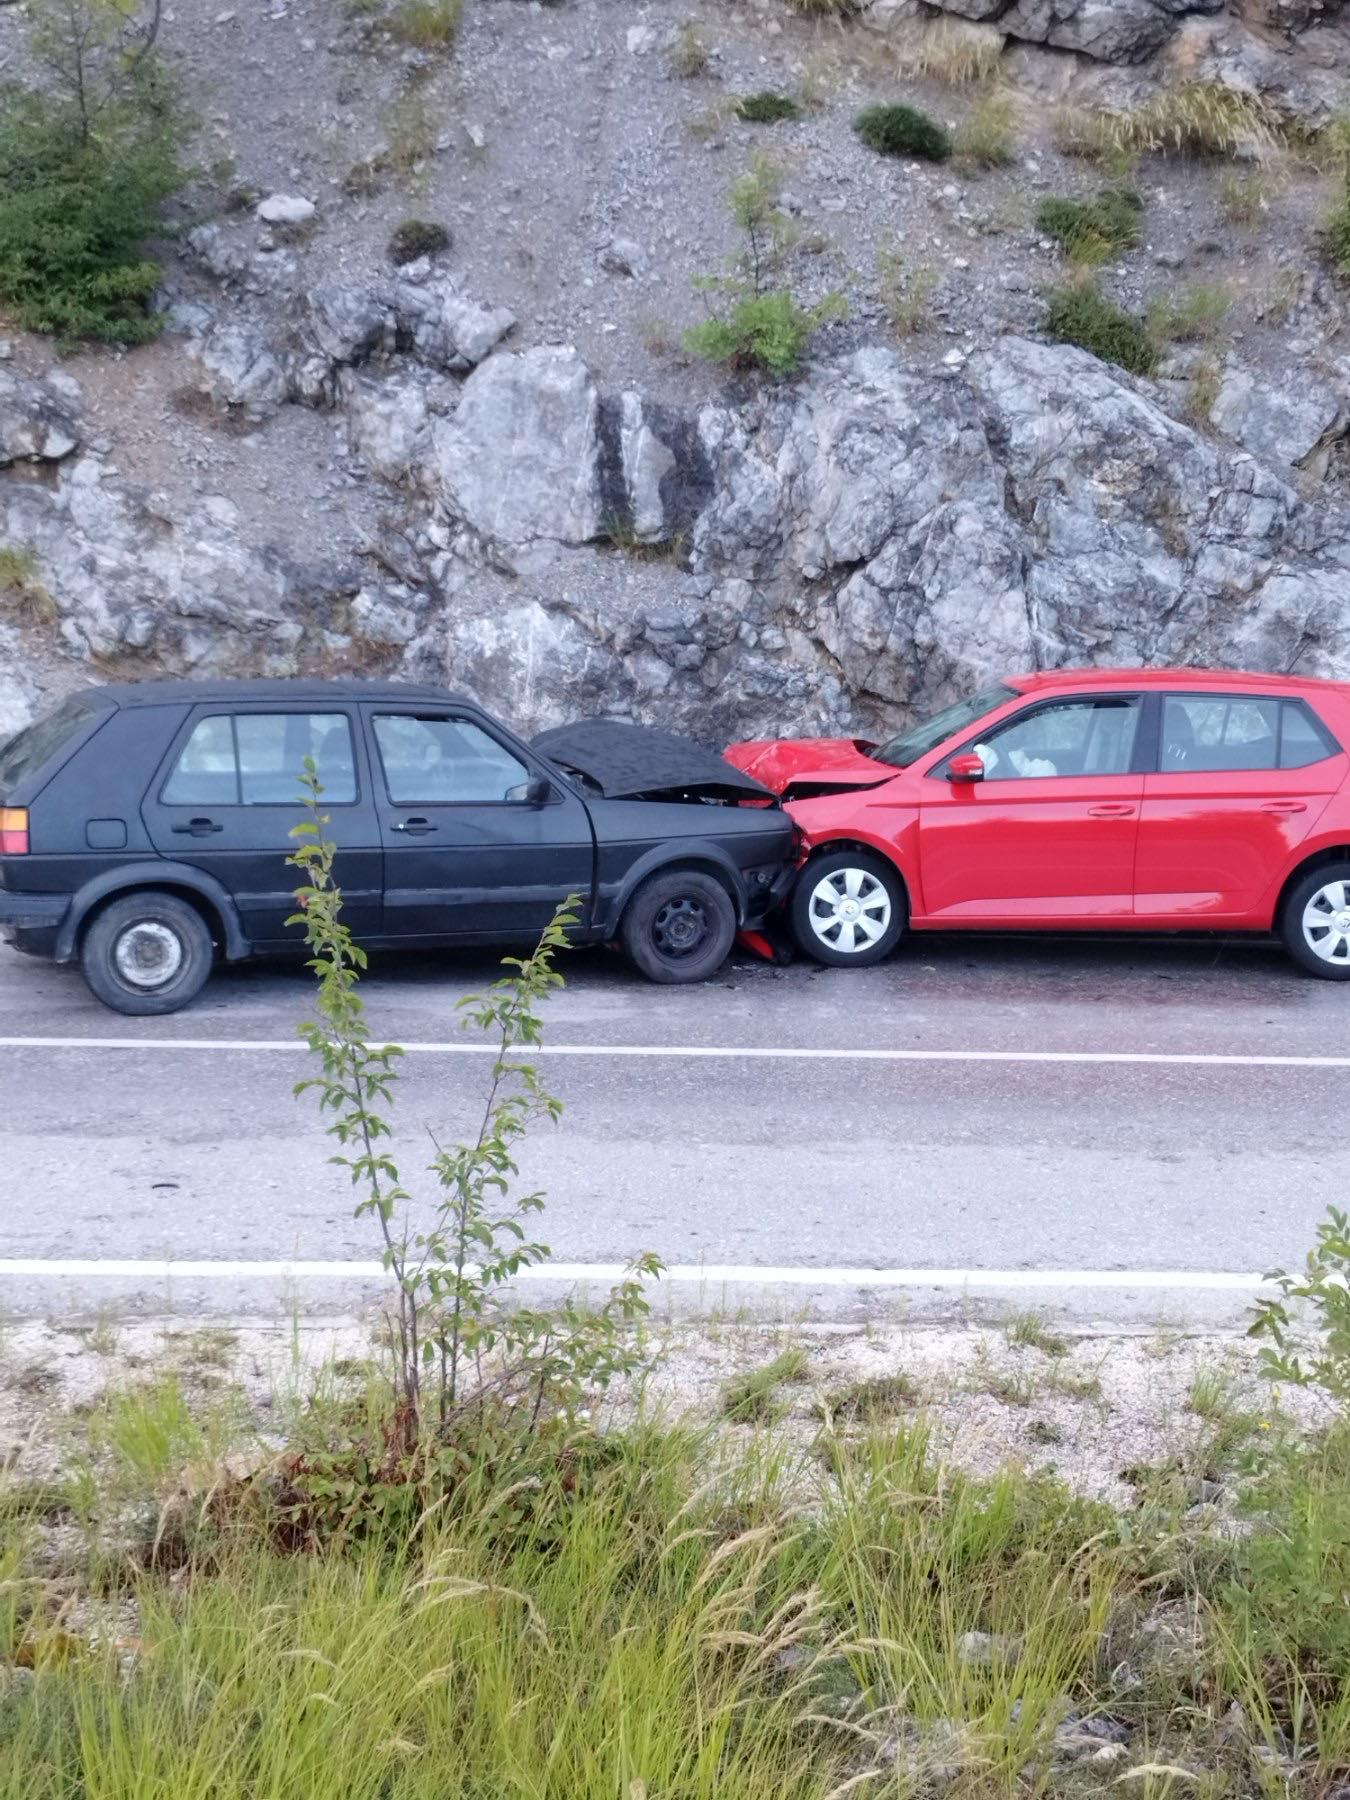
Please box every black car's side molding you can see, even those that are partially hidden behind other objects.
[54,863,250,964]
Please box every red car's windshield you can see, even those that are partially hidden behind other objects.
[871,683,1017,769]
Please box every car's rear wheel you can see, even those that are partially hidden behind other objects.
[80,892,215,1015]
[790,849,906,969]
[620,868,737,985]
[1281,862,1350,980]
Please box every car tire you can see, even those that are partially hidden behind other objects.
[1280,861,1350,980]
[790,849,906,969]
[620,868,737,985]
[80,891,215,1016]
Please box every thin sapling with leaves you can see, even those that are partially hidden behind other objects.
[287,763,662,1458]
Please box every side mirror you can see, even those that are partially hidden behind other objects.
[523,774,552,806]
[947,753,986,784]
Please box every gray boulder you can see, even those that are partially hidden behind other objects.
[430,346,605,545]
[0,372,80,465]
[340,370,443,482]
[187,321,291,421]
[1207,362,1346,471]
[389,272,516,372]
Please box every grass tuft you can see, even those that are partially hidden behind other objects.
[0,544,56,625]
[722,1348,810,1423]
[1044,281,1157,375]
[895,17,1004,90]
[952,93,1017,167]
[814,1373,919,1424]
[1038,186,1144,264]
[1004,1311,1069,1359]
[876,241,937,335]
[1147,280,1232,344]
[389,0,461,47]
[1055,83,1285,166]
[668,23,710,79]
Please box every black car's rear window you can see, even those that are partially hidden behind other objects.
[0,693,99,792]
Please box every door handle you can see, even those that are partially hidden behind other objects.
[1088,804,1136,818]
[1261,800,1307,815]
[391,817,438,835]
[171,817,223,836]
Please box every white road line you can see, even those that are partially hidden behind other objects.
[0,1259,1270,1292]
[0,1035,1343,1068]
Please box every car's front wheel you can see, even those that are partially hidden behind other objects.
[790,849,906,968]
[620,868,737,984]
[80,891,215,1015]
[1280,861,1350,980]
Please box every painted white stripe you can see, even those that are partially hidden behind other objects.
[0,1259,1270,1292]
[0,1035,1342,1070]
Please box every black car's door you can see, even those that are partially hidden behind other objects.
[363,706,595,939]
[141,705,383,944]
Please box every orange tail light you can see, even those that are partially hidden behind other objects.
[0,809,28,854]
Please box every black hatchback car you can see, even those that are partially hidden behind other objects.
[0,680,794,1014]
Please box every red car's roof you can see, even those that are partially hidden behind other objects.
[1006,668,1347,696]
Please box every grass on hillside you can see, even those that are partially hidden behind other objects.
[3,1355,1350,1799]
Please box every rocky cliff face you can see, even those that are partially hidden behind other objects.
[2,0,1349,745]
[7,327,1349,745]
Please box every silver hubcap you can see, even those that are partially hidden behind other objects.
[807,867,892,955]
[1303,880,1350,966]
[113,921,184,990]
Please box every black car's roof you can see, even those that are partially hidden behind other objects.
[80,678,472,710]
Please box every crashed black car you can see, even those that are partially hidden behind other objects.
[0,681,794,1014]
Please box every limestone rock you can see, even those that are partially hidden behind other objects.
[1207,362,1345,471]
[390,272,516,372]
[0,372,80,465]
[340,370,441,482]
[431,346,605,544]
[188,321,290,421]
[255,194,315,226]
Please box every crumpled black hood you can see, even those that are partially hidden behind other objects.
[532,719,775,802]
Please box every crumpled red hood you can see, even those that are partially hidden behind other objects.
[722,737,894,797]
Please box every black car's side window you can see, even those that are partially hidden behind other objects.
[373,715,531,805]
[161,713,358,806]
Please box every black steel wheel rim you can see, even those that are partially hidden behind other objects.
[652,894,709,959]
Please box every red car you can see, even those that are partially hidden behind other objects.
[726,669,1350,980]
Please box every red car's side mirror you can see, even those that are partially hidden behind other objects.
[947,753,986,784]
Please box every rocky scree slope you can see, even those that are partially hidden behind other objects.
[2,0,1350,743]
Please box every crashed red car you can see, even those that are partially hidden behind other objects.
[726,668,1350,980]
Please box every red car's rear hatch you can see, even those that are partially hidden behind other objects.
[723,737,895,801]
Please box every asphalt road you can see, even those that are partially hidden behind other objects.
[0,930,1344,1325]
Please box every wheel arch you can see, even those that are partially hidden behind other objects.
[55,865,250,964]
[798,836,912,908]
[608,845,747,933]
[1271,844,1350,931]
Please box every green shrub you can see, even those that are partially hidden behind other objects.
[685,290,844,377]
[734,90,802,124]
[387,217,450,263]
[854,102,951,162]
[1044,282,1157,375]
[0,76,188,344]
[1037,186,1144,264]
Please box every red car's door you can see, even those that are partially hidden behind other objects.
[916,693,1144,922]
[1135,693,1346,923]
